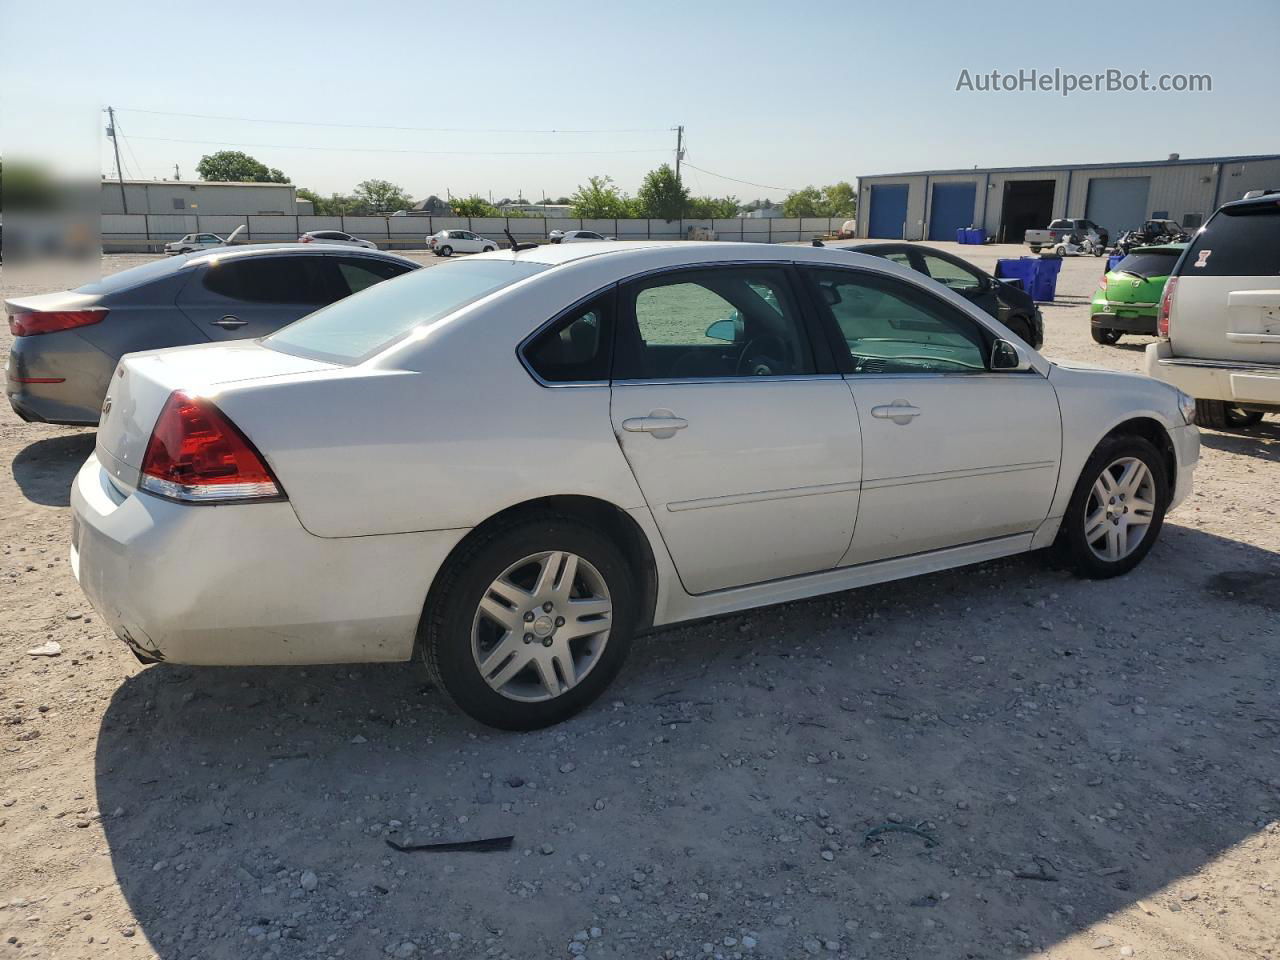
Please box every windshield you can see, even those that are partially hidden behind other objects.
[1114,250,1181,279]
[263,259,546,364]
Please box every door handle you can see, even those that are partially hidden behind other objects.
[213,316,248,329]
[622,409,688,439]
[870,400,921,425]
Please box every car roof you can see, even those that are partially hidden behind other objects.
[1218,191,1280,213]
[179,243,416,268]
[470,240,937,271]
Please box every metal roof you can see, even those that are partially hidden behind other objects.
[103,178,295,188]
[859,154,1280,180]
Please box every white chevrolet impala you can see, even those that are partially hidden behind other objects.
[71,242,1200,729]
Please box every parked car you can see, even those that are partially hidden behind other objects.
[549,229,613,243]
[163,225,245,255]
[1146,192,1279,429]
[837,219,857,239]
[831,242,1044,347]
[298,230,378,250]
[5,245,418,425]
[1089,243,1187,344]
[1025,218,1108,256]
[70,241,1198,730]
[428,230,499,256]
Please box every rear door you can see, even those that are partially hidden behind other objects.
[177,254,343,340]
[609,264,862,594]
[1172,200,1280,368]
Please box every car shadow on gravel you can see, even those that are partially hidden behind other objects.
[1197,418,1280,462]
[12,431,94,506]
[94,526,1280,959]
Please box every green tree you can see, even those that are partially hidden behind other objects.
[636,164,690,220]
[449,194,499,217]
[687,195,741,219]
[820,181,856,217]
[782,182,856,218]
[568,176,634,219]
[782,186,824,218]
[352,179,413,213]
[196,150,290,183]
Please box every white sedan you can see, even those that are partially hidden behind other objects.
[71,242,1199,730]
[549,229,614,243]
[163,225,245,255]
[298,230,378,249]
[428,229,499,256]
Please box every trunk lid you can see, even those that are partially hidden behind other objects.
[4,290,103,319]
[95,340,339,491]
[1104,247,1184,306]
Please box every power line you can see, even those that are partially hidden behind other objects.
[116,106,672,136]
[126,134,670,157]
[680,162,797,193]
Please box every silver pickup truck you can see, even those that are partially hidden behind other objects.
[1025,218,1109,256]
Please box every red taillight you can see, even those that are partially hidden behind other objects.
[8,309,107,337]
[1099,274,1109,292]
[139,391,283,503]
[1157,276,1178,338]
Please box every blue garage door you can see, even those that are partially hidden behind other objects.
[927,182,977,241]
[868,184,909,239]
[1085,177,1151,236]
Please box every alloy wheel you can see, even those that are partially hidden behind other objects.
[470,551,612,702]
[1083,457,1156,562]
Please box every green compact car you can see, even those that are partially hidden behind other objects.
[1089,243,1187,344]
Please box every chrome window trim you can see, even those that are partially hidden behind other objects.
[614,374,844,387]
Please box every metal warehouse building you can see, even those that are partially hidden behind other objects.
[856,154,1280,243]
[101,179,299,216]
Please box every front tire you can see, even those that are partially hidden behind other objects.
[1091,327,1122,345]
[420,516,636,730]
[1195,399,1265,429]
[482,244,496,252]
[1057,435,1168,579]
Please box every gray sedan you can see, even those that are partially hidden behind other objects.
[5,245,418,425]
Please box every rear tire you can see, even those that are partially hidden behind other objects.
[1195,399,1265,430]
[419,515,636,730]
[438,245,453,257]
[1056,434,1168,580]
[1029,245,1041,254]
[1091,327,1122,345]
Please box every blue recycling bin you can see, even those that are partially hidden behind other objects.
[968,227,987,244]
[1031,257,1063,302]
[994,258,1038,294]
[1107,253,1124,272]
[956,227,968,244]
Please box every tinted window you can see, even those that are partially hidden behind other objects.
[1114,250,1181,279]
[1179,202,1280,277]
[920,254,982,292]
[1049,220,1071,229]
[524,295,612,383]
[265,259,545,364]
[202,256,335,304]
[75,257,193,295]
[616,268,815,380]
[334,257,414,295]
[806,268,988,374]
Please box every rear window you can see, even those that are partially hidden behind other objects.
[1114,250,1180,279]
[264,259,546,364]
[75,257,187,295]
[1179,202,1280,277]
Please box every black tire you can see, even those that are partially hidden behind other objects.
[1195,399,1264,430]
[419,515,637,730]
[1029,245,1041,254]
[1056,434,1168,580]
[1004,315,1035,345]
[438,245,453,257]
[482,245,496,253]
[1091,327,1122,345]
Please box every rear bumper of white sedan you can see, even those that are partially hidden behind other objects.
[70,453,465,666]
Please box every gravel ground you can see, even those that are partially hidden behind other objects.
[1,244,1277,960]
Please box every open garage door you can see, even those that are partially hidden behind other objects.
[867,184,909,239]
[1085,177,1151,237]
[999,180,1055,243]
[927,182,977,241]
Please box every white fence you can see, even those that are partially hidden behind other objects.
[101,214,849,252]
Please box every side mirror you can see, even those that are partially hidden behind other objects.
[991,338,1031,371]
[705,319,739,342]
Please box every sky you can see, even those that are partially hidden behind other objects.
[2,0,1277,205]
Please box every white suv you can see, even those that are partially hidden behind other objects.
[1145,192,1280,429]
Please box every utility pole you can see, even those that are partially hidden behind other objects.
[174,163,180,181]
[106,105,128,213]
[675,125,685,185]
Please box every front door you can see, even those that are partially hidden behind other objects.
[801,266,1061,565]
[609,265,862,594]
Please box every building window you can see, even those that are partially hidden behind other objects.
[172,198,186,210]
[1182,213,1203,230]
